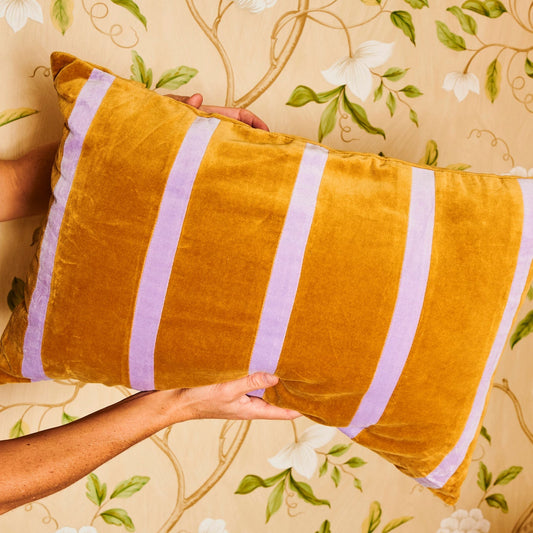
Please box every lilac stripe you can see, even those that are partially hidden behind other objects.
[418,177,533,489]
[128,117,220,390]
[340,167,436,438]
[22,69,114,381]
[247,144,329,397]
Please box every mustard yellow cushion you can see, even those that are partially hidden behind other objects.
[1,52,532,504]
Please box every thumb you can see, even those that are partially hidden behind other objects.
[234,372,278,396]
[249,372,278,390]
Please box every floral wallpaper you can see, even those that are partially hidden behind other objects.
[0,1,532,532]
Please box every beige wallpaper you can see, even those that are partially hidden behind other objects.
[1,1,533,532]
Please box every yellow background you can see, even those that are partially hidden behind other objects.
[1,1,532,531]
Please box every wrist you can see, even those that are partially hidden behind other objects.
[136,389,194,429]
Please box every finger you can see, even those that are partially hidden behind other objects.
[238,396,302,420]
[200,105,269,131]
[217,372,278,400]
[165,93,204,109]
[245,372,279,394]
[238,108,270,131]
[186,93,203,108]
[165,94,187,103]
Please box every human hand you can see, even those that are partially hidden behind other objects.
[167,93,269,131]
[156,373,300,423]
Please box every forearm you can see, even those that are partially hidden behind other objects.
[0,389,187,515]
[0,143,57,222]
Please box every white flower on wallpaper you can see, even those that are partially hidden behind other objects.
[268,424,336,479]
[508,166,533,177]
[199,518,229,533]
[437,508,490,533]
[442,72,480,102]
[232,0,277,13]
[55,527,98,533]
[0,0,43,32]
[321,41,394,102]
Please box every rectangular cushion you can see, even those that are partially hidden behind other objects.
[1,52,532,504]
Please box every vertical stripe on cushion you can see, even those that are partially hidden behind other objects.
[22,68,114,381]
[340,167,435,439]
[417,177,533,489]
[247,143,329,397]
[128,116,220,391]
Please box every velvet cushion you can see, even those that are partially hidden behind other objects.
[1,52,532,504]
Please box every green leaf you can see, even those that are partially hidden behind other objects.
[477,461,492,491]
[447,6,477,34]
[265,479,285,523]
[0,108,38,128]
[485,0,507,18]
[155,66,198,90]
[486,58,501,102]
[374,82,384,102]
[462,0,506,17]
[342,93,385,138]
[362,501,382,533]
[383,67,408,82]
[7,277,25,312]
[331,466,341,487]
[386,92,396,116]
[344,456,367,468]
[316,520,332,533]
[419,140,438,166]
[403,0,427,7]
[262,471,291,486]
[287,85,343,107]
[61,412,79,425]
[316,87,346,102]
[382,516,414,533]
[462,0,489,16]
[409,108,419,126]
[241,475,268,492]
[86,473,107,506]
[319,459,329,477]
[528,284,533,300]
[100,508,135,531]
[510,310,533,348]
[288,474,330,507]
[390,11,416,45]
[436,20,467,50]
[51,0,74,35]
[287,85,317,106]
[353,477,363,491]
[525,58,533,79]
[399,85,423,97]
[235,470,290,494]
[9,419,28,439]
[130,50,152,89]
[485,493,508,513]
[110,476,150,499]
[480,426,492,444]
[327,443,351,457]
[494,466,523,486]
[110,0,147,29]
[318,96,339,142]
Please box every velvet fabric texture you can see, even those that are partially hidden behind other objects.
[1,52,532,504]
